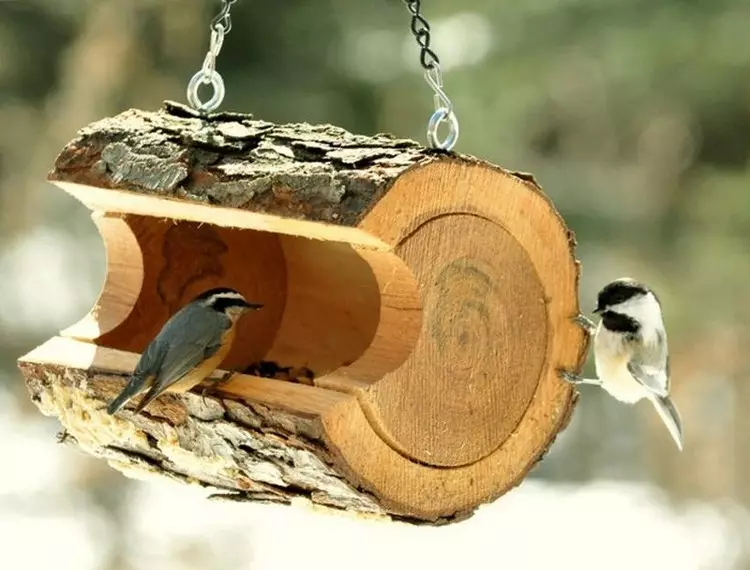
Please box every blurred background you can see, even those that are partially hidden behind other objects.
[1,0,748,568]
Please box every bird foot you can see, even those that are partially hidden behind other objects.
[200,371,238,406]
[572,314,597,335]
[557,368,601,386]
[217,370,238,384]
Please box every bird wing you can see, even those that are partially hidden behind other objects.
[626,328,670,397]
[132,336,169,378]
[150,309,230,393]
[106,337,168,414]
[130,309,231,414]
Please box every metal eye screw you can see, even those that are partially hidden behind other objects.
[187,69,226,114]
[403,0,460,151]
[424,66,459,151]
[186,1,238,114]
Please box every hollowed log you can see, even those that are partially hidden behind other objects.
[18,101,587,524]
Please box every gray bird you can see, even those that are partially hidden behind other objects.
[106,287,261,415]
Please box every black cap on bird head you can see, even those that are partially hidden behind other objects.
[594,278,652,314]
[195,287,263,313]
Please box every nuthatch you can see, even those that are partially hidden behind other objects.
[106,287,262,415]
[559,278,683,451]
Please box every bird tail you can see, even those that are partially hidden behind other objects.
[132,381,166,415]
[106,375,150,415]
[649,393,683,451]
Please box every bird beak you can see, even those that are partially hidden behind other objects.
[247,303,263,310]
[592,306,602,314]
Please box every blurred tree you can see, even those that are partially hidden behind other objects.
[1,0,749,567]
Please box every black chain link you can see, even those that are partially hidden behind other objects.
[211,0,239,34]
[403,0,440,70]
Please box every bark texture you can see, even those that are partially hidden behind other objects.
[20,361,387,517]
[50,101,443,227]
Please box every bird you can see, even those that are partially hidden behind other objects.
[106,287,262,415]
[559,278,683,451]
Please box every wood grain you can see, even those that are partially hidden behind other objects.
[18,101,589,523]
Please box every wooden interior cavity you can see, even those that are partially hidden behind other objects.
[64,212,415,379]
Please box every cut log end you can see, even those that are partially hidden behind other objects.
[19,102,589,524]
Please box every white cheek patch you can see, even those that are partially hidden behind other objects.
[610,293,664,342]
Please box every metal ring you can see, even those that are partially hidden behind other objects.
[427,107,459,151]
[186,70,225,114]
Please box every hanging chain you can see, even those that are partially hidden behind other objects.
[186,0,240,113]
[185,0,459,145]
[403,0,459,151]
[210,0,238,34]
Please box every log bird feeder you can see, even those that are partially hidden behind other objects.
[18,101,588,524]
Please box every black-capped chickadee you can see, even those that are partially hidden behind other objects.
[106,287,262,415]
[559,278,683,451]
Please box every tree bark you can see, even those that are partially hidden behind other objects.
[21,346,387,517]
[50,100,433,227]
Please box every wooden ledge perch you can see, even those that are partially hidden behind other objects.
[18,101,588,524]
